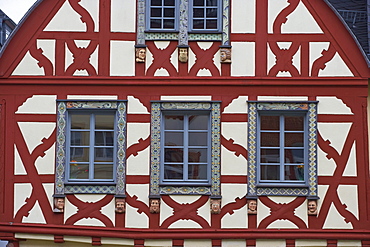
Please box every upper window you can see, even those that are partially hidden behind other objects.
[147,0,178,31]
[150,101,221,196]
[247,101,318,198]
[190,0,221,31]
[146,0,221,32]
[54,101,127,195]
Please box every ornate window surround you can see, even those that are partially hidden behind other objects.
[54,100,127,195]
[247,101,319,198]
[150,101,221,197]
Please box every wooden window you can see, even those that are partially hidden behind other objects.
[258,113,306,184]
[190,0,221,32]
[67,112,116,182]
[162,112,210,184]
[147,0,178,31]
[146,0,222,32]
[55,101,127,195]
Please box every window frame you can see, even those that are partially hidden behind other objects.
[54,100,127,195]
[257,111,308,186]
[145,0,222,33]
[160,110,212,185]
[150,101,221,196]
[189,0,222,33]
[66,110,117,184]
[247,101,318,198]
[146,0,179,32]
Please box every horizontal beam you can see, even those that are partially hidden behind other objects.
[1,222,370,240]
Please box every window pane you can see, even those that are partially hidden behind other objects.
[284,165,304,180]
[285,149,304,163]
[189,132,207,146]
[164,0,175,6]
[206,8,217,17]
[188,164,207,179]
[164,164,183,179]
[70,164,89,179]
[188,148,207,162]
[193,0,204,6]
[193,20,204,29]
[70,147,89,161]
[95,114,114,129]
[71,114,90,129]
[285,116,304,131]
[193,8,204,17]
[206,20,217,29]
[261,132,279,147]
[165,115,184,130]
[260,165,279,180]
[150,19,162,28]
[95,131,114,146]
[165,148,183,162]
[163,19,175,28]
[285,133,303,147]
[95,147,114,162]
[151,8,162,17]
[207,0,218,6]
[71,131,89,146]
[151,0,162,6]
[260,115,279,130]
[164,8,175,17]
[189,115,208,130]
[94,164,113,179]
[165,132,183,146]
[260,149,280,163]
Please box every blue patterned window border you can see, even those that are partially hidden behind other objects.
[137,0,229,45]
[247,101,318,198]
[150,101,221,196]
[55,100,127,195]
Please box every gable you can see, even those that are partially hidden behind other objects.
[0,0,368,79]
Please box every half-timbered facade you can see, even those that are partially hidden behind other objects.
[0,0,370,246]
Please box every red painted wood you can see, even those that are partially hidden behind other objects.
[327,239,337,246]
[255,0,268,77]
[173,239,184,247]
[98,0,111,76]
[212,239,221,247]
[286,239,295,247]
[220,176,248,184]
[0,100,4,219]
[54,235,64,243]
[221,114,248,122]
[134,239,144,247]
[126,175,150,184]
[362,240,370,247]
[246,239,256,247]
[1,222,370,240]
[92,237,102,246]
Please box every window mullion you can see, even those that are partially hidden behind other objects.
[280,115,285,182]
[183,114,189,181]
[90,113,95,181]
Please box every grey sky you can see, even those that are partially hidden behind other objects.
[0,0,38,24]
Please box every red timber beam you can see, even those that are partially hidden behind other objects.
[1,223,370,240]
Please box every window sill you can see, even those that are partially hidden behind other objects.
[145,30,179,33]
[159,185,212,195]
[257,183,308,188]
[64,184,116,194]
